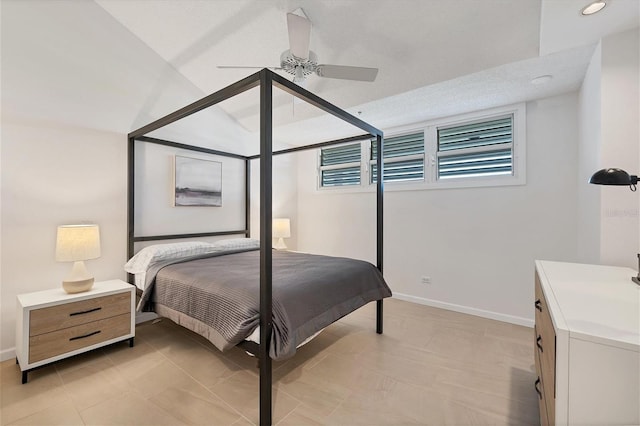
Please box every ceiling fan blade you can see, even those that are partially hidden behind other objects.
[287,12,311,60]
[217,66,282,70]
[316,65,378,82]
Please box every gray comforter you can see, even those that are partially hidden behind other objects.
[140,249,391,360]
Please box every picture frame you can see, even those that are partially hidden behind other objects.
[173,155,222,207]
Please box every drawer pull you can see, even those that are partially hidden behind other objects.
[534,378,542,399]
[535,299,542,312]
[536,335,543,352]
[69,307,102,317]
[69,330,101,341]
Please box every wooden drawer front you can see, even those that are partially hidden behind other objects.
[534,326,555,426]
[535,275,556,425]
[535,275,556,382]
[534,327,550,426]
[536,375,550,426]
[534,273,548,328]
[29,313,131,363]
[30,292,131,336]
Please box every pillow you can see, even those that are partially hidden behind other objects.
[211,238,261,251]
[124,241,217,274]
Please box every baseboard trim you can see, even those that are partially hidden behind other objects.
[392,292,534,328]
[0,347,16,362]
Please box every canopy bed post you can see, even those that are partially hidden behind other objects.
[245,159,251,238]
[376,133,384,334]
[258,69,274,426]
[127,135,135,277]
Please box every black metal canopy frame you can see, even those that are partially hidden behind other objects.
[127,69,384,426]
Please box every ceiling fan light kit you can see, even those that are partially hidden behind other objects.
[280,49,318,83]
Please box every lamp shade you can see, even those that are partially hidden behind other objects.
[273,218,291,238]
[55,224,101,262]
[589,168,632,185]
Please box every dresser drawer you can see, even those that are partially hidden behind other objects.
[535,325,555,425]
[535,375,549,426]
[29,292,131,336]
[535,275,556,382]
[534,327,549,426]
[29,312,131,363]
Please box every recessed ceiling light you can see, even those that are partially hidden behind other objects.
[581,1,607,15]
[531,75,553,85]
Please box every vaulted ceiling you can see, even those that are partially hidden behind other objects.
[2,0,638,150]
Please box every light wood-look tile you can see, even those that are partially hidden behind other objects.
[150,386,242,425]
[79,391,185,425]
[209,370,301,424]
[0,363,70,425]
[57,357,131,412]
[6,401,84,426]
[1,298,538,425]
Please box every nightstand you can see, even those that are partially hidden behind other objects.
[16,279,135,384]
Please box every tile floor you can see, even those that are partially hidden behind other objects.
[1,298,539,425]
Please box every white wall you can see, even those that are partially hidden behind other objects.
[297,92,581,325]
[1,120,128,359]
[599,28,640,268]
[577,43,602,264]
[249,155,299,249]
[133,143,247,238]
[576,28,640,269]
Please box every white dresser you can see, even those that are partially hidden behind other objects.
[534,260,640,425]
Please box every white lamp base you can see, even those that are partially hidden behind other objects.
[273,237,288,250]
[62,261,95,293]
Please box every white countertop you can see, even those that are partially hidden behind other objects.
[536,260,640,352]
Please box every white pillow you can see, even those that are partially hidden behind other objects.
[124,238,261,275]
[211,238,261,251]
[124,241,217,274]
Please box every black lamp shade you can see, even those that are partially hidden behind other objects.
[589,168,637,186]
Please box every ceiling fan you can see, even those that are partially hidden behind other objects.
[218,9,378,84]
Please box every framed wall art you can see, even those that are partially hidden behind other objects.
[173,155,222,207]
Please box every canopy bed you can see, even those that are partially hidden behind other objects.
[127,69,387,425]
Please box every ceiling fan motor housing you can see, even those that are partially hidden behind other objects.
[280,49,318,82]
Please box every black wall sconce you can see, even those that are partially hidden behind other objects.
[589,168,638,191]
[589,167,640,285]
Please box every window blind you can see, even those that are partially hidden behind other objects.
[371,132,424,183]
[320,143,361,187]
[321,143,361,166]
[437,116,513,179]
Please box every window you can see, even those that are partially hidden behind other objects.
[370,132,424,183]
[317,103,525,191]
[437,115,513,180]
[319,142,361,187]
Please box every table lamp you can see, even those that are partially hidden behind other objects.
[56,224,101,293]
[273,218,291,250]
